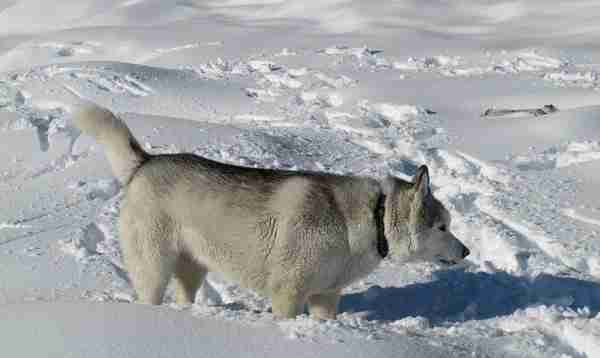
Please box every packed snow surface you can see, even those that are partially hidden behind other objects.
[2,1,600,357]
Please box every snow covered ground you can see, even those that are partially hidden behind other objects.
[2,1,600,357]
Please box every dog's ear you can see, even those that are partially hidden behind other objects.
[413,165,430,197]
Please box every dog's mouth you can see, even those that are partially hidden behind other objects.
[438,258,458,266]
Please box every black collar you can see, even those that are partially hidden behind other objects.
[375,192,389,259]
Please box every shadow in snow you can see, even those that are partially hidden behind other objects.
[340,269,600,324]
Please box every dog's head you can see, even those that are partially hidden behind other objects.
[383,165,469,265]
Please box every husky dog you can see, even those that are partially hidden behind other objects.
[74,103,469,319]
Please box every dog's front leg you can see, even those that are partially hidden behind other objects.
[271,290,305,319]
[308,291,340,320]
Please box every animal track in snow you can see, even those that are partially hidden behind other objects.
[409,145,589,275]
[10,106,68,152]
[61,179,126,282]
[22,65,154,98]
[477,202,566,273]
[1,88,82,165]
[69,70,153,97]
[3,97,84,178]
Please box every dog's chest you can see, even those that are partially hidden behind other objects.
[333,222,382,289]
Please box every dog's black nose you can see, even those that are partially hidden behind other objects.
[462,246,470,258]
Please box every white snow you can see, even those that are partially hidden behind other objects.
[2,1,600,357]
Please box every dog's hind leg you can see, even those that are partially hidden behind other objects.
[120,216,176,305]
[308,291,340,320]
[174,253,207,305]
[126,251,176,305]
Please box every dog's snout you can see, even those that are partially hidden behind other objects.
[461,246,470,259]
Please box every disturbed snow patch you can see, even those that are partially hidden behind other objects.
[544,70,600,90]
[511,141,600,171]
[319,45,390,70]
[59,223,105,261]
[391,50,566,78]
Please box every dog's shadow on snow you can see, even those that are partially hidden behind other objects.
[339,269,600,323]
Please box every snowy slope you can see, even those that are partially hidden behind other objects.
[2,1,600,357]
[2,303,464,358]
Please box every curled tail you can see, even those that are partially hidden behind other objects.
[73,103,149,184]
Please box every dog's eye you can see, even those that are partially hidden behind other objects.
[439,225,447,232]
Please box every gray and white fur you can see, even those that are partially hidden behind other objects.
[74,103,470,319]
